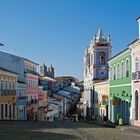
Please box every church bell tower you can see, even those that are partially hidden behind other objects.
[84,27,112,81]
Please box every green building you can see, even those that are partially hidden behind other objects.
[108,48,132,124]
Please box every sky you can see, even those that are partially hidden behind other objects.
[0,0,140,81]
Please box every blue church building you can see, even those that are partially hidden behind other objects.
[83,28,112,118]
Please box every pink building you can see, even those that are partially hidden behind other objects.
[129,16,140,126]
[24,59,39,120]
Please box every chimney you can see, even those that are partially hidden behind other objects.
[137,16,140,38]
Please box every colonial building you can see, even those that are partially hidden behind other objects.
[17,81,26,120]
[0,51,39,120]
[129,16,140,127]
[108,48,132,124]
[93,80,109,120]
[38,86,48,121]
[0,67,17,120]
[25,59,39,121]
[39,76,59,97]
[83,28,112,118]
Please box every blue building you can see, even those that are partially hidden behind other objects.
[83,28,112,118]
[17,81,27,120]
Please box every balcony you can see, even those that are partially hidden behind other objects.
[24,69,39,76]
[17,96,27,100]
[0,90,16,96]
[132,71,140,80]
[27,99,39,105]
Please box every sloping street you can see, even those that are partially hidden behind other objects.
[0,121,140,140]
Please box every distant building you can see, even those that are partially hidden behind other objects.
[0,51,39,121]
[38,86,48,121]
[55,76,78,89]
[40,63,54,78]
[39,76,59,97]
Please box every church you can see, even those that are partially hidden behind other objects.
[83,28,112,119]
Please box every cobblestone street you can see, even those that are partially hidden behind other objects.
[0,121,140,140]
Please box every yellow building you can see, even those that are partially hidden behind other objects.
[93,80,109,120]
[38,86,48,121]
[0,67,17,120]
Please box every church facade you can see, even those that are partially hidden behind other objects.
[83,28,112,118]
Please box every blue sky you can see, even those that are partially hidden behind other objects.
[0,0,140,81]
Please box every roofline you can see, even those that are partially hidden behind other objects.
[108,48,129,62]
[0,51,39,66]
[24,58,39,65]
[39,76,56,82]
[0,67,18,75]
[127,39,139,46]
[93,80,108,86]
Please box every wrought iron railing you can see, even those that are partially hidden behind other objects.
[132,71,140,80]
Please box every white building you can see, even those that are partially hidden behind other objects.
[83,28,112,119]
[47,98,64,121]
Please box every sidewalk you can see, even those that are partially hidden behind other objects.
[81,119,116,128]
[118,125,140,134]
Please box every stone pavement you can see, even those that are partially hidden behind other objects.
[0,120,140,140]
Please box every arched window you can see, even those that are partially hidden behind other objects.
[135,57,139,79]
[121,61,124,78]
[99,52,105,64]
[110,67,112,80]
[113,65,116,80]
[135,57,139,72]
[117,63,120,79]
[126,59,129,77]
[86,53,90,67]
[135,90,138,120]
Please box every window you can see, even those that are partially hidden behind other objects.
[13,82,15,90]
[1,104,4,119]
[126,59,129,77]
[99,52,105,64]
[110,67,112,80]
[9,81,11,90]
[5,104,7,118]
[135,57,139,79]
[13,104,15,118]
[1,81,3,90]
[117,63,120,79]
[113,66,116,80]
[90,54,93,65]
[86,53,90,67]
[5,81,8,91]
[1,81,4,94]
[135,90,138,120]
[121,61,125,78]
